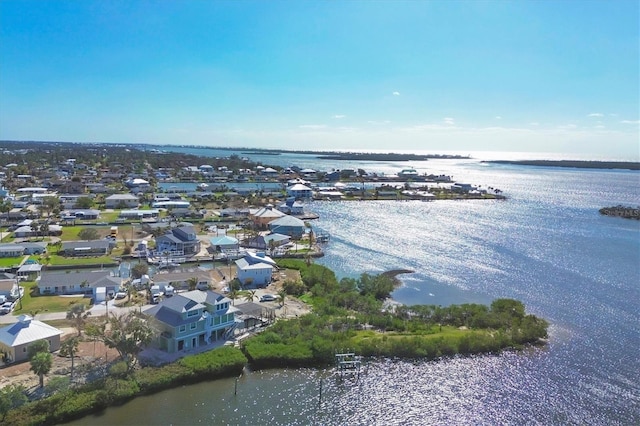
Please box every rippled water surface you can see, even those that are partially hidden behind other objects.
[70,159,640,425]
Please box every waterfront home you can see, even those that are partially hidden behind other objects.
[119,209,160,221]
[286,183,313,199]
[243,233,290,251]
[268,215,306,238]
[144,290,238,353]
[62,209,101,220]
[151,269,215,292]
[60,240,111,257]
[235,252,276,287]
[397,168,419,179]
[105,193,139,209]
[0,315,62,363]
[250,205,286,228]
[209,235,240,253]
[151,200,191,209]
[0,242,47,257]
[278,197,305,215]
[37,269,123,297]
[155,223,201,257]
[451,183,475,192]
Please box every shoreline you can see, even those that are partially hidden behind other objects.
[483,159,640,170]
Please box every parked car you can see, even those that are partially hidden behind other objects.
[0,302,13,314]
[259,294,277,302]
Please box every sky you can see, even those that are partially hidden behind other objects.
[0,0,638,159]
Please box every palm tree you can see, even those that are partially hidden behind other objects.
[277,289,287,308]
[187,276,199,291]
[241,290,257,303]
[30,352,53,388]
[228,288,239,306]
[66,303,91,336]
[59,337,79,382]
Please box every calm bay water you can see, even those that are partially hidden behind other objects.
[69,152,640,425]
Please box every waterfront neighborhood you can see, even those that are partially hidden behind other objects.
[0,142,547,424]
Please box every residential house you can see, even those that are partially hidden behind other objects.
[155,224,201,257]
[151,269,215,292]
[63,209,100,220]
[37,269,123,296]
[13,224,62,239]
[119,209,160,222]
[105,193,139,209]
[209,235,240,253]
[60,240,111,257]
[144,290,238,353]
[0,315,62,363]
[0,242,47,257]
[286,183,313,199]
[250,205,285,228]
[0,278,20,301]
[235,252,277,287]
[243,233,290,251]
[278,198,305,215]
[268,215,306,238]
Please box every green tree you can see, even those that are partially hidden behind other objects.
[77,227,99,241]
[59,337,80,381]
[277,289,287,308]
[66,303,91,336]
[241,290,257,303]
[30,351,53,388]
[187,276,199,291]
[131,262,149,279]
[0,384,27,421]
[101,312,153,372]
[27,339,49,360]
[74,196,94,209]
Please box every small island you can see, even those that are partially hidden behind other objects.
[599,205,640,220]
[483,160,640,171]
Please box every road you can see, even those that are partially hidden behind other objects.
[0,299,151,324]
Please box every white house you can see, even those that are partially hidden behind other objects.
[0,315,62,363]
[286,183,313,199]
[105,193,139,209]
[235,252,276,287]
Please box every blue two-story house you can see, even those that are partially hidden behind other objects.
[144,290,238,353]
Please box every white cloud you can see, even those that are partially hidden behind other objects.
[392,91,400,96]
[367,120,391,125]
[333,115,346,119]
[495,116,502,120]
[443,117,455,125]
[620,120,640,124]
[529,122,540,126]
[298,124,327,130]
[594,125,605,129]
[588,113,604,117]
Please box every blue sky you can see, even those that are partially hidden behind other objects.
[1,1,638,159]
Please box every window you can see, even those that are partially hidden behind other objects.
[190,322,197,330]
[187,310,199,317]
[179,325,186,333]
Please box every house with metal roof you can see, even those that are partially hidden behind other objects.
[0,278,20,301]
[105,193,139,209]
[268,215,307,238]
[37,269,123,296]
[60,240,111,257]
[209,235,240,253]
[155,223,201,257]
[250,205,285,228]
[286,183,313,199]
[151,269,215,292]
[0,315,62,363]
[235,252,276,287]
[143,290,238,353]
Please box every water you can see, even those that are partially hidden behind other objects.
[68,155,640,425]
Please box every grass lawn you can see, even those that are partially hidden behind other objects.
[0,257,24,267]
[349,326,475,345]
[13,281,92,315]
[44,254,117,266]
